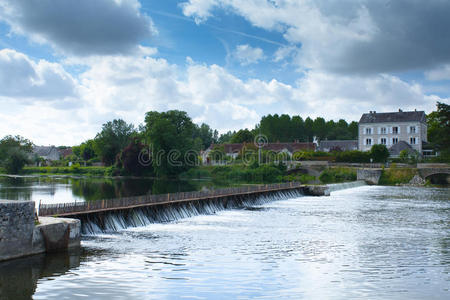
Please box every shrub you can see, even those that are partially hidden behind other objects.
[319,167,356,183]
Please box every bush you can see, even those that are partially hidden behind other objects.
[319,167,356,183]
[335,150,371,163]
[370,144,389,163]
[378,167,417,185]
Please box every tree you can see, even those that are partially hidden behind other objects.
[144,110,196,177]
[94,119,136,165]
[193,123,217,150]
[218,131,235,143]
[428,102,450,155]
[116,138,152,176]
[73,139,96,161]
[370,144,389,163]
[230,129,254,143]
[0,135,33,174]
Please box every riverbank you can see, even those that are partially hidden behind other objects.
[0,200,80,262]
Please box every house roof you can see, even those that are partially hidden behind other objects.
[359,110,426,124]
[33,146,58,157]
[209,142,315,154]
[59,148,73,158]
[318,140,358,151]
[388,141,417,156]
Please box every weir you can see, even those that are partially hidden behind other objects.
[38,182,330,234]
[81,189,303,234]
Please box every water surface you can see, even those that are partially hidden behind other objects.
[1,185,449,299]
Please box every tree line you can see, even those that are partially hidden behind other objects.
[1,102,448,175]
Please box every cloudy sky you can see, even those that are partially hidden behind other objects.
[0,0,449,146]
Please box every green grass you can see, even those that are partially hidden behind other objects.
[319,167,357,184]
[378,168,417,185]
[22,166,107,176]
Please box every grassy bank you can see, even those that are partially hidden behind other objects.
[318,167,357,184]
[20,166,108,177]
[378,167,417,185]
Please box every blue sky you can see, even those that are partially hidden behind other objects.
[0,0,449,145]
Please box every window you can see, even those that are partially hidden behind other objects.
[366,138,372,145]
[381,138,387,145]
[392,126,398,134]
[365,128,372,135]
[381,127,387,134]
[410,126,416,133]
[410,137,416,144]
[392,138,398,144]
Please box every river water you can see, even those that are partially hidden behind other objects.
[1,185,449,299]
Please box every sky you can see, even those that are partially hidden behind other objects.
[0,0,449,146]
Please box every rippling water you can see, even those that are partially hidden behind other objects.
[1,185,449,299]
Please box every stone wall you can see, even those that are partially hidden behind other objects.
[0,201,35,261]
[357,169,382,185]
[0,200,80,262]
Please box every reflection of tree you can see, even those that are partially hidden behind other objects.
[0,176,32,200]
[0,251,80,299]
[151,179,196,195]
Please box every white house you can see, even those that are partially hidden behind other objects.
[358,109,427,156]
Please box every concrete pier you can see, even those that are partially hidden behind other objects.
[0,200,80,262]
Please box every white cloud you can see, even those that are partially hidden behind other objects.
[181,0,450,74]
[0,0,155,56]
[0,49,447,146]
[232,44,265,66]
[0,49,77,99]
[425,65,450,81]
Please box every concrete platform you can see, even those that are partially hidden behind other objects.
[0,200,80,262]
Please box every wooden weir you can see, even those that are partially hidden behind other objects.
[38,182,308,217]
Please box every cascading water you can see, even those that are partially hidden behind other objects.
[81,189,304,235]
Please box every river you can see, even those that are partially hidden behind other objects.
[1,185,449,299]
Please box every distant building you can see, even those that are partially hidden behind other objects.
[33,146,61,161]
[317,140,358,152]
[59,147,73,159]
[358,109,427,156]
[201,141,315,165]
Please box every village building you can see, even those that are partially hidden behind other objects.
[358,109,427,157]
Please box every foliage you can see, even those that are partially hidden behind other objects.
[116,139,153,176]
[144,110,197,177]
[230,129,254,143]
[319,167,356,183]
[335,150,371,163]
[378,167,417,185]
[370,144,390,163]
[218,130,235,144]
[193,123,218,150]
[22,166,107,176]
[94,119,136,166]
[257,113,358,143]
[427,102,450,156]
[0,135,33,174]
[73,139,96,161]
[282,173,316,183]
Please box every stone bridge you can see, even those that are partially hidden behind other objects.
[416,163,450,179]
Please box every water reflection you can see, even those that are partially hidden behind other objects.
[0,175,217,204]
[0,250,80,300]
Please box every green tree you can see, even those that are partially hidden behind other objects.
[218,131,235,143]
[230,129,254,143]
[370,144,390,163]
[428,102,450,155]
[94,119,136,165]
[0,135,33,174]
[193,123,217,150]
[144,110,196,177]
